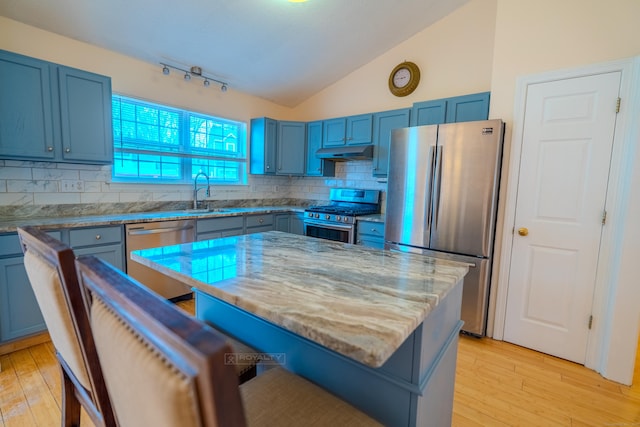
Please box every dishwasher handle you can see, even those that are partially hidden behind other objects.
[127,225,194,236]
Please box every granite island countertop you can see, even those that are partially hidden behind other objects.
[131,231,468,368]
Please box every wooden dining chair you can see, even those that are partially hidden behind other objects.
[17,226,117,427]
[76,255,382,427]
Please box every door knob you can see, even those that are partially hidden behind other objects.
[517,227,529,236]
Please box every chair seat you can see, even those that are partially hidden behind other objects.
[240,367,382,426]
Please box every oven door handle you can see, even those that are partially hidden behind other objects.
[303,219,354,231]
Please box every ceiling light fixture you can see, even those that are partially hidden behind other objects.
[160,62,229,92]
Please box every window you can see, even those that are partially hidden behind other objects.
[111,95,247,184]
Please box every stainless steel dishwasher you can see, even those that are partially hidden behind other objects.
[125,220,195,299]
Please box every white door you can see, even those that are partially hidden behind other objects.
[503,72,621,364]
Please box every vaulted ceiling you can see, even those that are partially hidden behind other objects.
[0,0,469,107]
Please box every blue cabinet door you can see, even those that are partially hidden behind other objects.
[346,113,373,145]
[58,66,113,163]
[0,256,47,342]
[445,92,490,123]
[410,99,446,126]
[306,121,335,177]
[0,50,56,160]
[306,121,323,176]
[250,117,278,174]
[372,108,410,177]
[410,92,490,126]
[323,117,346,146]
[277,121,306,175]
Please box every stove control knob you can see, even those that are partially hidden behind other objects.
[344,217,349,223]
[325,214,331,220]
[314,213,319,219]
[336,216,341,222]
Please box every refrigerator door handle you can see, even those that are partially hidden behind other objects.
[432,145,444,229]
[425,146,436,229]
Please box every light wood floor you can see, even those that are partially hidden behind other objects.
[1,300,638,426]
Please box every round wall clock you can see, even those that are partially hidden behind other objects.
[388,61,420,97]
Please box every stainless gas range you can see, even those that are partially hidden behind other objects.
[304,188,380,244]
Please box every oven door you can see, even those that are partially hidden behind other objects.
[304,219,355,244]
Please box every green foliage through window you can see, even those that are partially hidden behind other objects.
[112,95,247,184]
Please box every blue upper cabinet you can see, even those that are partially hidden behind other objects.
[410,92,490,126]
[346,114,373,145]
[372,108,410,178]
[250,117,278,174]
[409,99,446,126]
[0,50,56,161]
[57,66,113,163]
[322,117,346,146]
[251,119,309,176]
[445,92,491,123]
[276,121,306,175]
[306,120,335,177]
[0,50,113,164]
[323,113,373,147]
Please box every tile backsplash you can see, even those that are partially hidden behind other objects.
[0,159,387,217]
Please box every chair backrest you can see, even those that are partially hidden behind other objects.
[17,226,116,427]
[75,255,247,427]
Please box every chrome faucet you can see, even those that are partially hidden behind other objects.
[193,171,210,209]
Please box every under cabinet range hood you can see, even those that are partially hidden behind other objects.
[315,145,373,161]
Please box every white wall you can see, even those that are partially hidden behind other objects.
[488,0,640,384]
[293,0,497,120]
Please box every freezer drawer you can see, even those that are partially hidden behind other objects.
[384,243,491,336]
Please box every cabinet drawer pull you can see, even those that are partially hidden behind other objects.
[371,228,378,233]
[258,218,264,224]
[95,234,101,240]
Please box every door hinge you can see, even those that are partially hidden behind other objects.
[602,210,607,225]
[588,315,593,330]
[616,97,621,113]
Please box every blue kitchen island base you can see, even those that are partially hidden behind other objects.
[195,279,463,427]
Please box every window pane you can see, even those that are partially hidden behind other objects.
[191,159,246,184]
[112,95,247,184]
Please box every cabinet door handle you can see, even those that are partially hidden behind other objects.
[266,165,270,169]
[47,146,54,152]
[65,147,71,153]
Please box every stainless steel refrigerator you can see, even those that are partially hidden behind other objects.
[384,119,504,336]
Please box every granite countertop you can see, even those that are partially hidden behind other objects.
[131,231,468,368]
[0,206,305,233]
[357,213,385,223]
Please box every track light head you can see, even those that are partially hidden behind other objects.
[160,63,228,93]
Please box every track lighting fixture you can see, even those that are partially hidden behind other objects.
[159,62,229,92]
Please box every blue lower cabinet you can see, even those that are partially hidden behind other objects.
[0,226,124,344]
[356,220,385,249]
[0,256,46,342]
[0,231,62,343]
